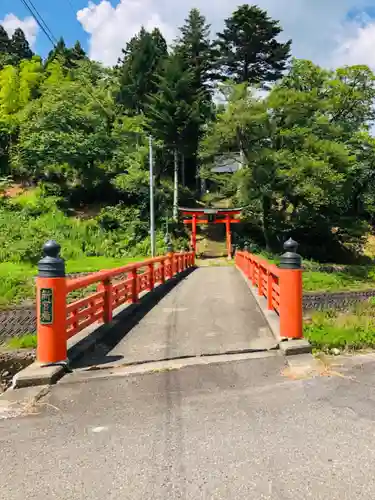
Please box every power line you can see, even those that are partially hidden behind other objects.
[27,0,58,43]
[19,0,57,46]
[65,0,79,16]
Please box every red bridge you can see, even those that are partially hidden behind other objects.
[15,236,308,388]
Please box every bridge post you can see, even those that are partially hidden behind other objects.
[279,238,303,339]
[36,240,67,365]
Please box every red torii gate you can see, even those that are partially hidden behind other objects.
[179,207,242,259]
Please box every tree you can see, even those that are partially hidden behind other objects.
[45,38,68,66]
[0,58,43,174]
[146,55,203,217]
[174,8,215,186]
[70,41,87,63]
[117,28,168,113]
[10,28,33,63]
[175,9,213,92]
[201,61,375,260]
[214,4,291,85]
[0,26,13,69]
[12,61,115,194]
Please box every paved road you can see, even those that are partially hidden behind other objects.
[74,266,276,369]
[2,353,375,499]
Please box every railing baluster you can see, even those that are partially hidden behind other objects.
[267,272,273,310]
[131,268,138,303]
[102,278,113,323]
[160,259,165,284]
[258,264,263,296]
[148,262,154,291]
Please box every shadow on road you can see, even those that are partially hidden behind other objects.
[71,267,197,370]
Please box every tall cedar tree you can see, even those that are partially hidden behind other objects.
[0,26,13,68]
[146,55,202,162]
[45,38,86,69]
[11,28,33,63]
[117,28,167,114]
[175,8,213,94]
[174,8,214,185]
[45,38,68,66]
[70,41,87,63]
[215,4,291,84]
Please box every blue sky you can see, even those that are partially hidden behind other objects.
[2,1,375,68]
[0,0,90,57]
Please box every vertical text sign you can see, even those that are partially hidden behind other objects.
[40,288,53,325]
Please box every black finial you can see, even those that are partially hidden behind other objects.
[279,238,301,270]
[38,240,65,277]
[283,238,298,253]
[43,240,61,258]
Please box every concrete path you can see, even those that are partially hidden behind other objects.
[3,353,375,499]
[74,266,276,369]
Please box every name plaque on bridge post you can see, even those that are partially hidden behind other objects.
[40,288,53,325]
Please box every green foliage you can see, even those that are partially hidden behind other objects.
[0,25,33,68]
[173,8,215,183]
[305,304,375,351]
[146,55,203,158]
[12,61,115,188]
[117,28,168,113]
[303,267,375,292]
[201,61,375,260]
[45,38,86,70]
[214,4,291,84]
[6,334,37,350]
[10,28,33,64]
[0,26,11,69]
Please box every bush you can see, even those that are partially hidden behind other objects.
[0,190,188,265]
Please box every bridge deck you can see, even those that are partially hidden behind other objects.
[75,266,277,369]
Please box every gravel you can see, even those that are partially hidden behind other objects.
[0,350,35,392]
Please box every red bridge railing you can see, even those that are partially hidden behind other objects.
[235,247,303,340]
[36,241,195,365]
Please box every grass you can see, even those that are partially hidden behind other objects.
[303,267,375,292]
[304,302,375,351]
[6,334,37,350]
[0,255,144,308]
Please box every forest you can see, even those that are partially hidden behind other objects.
[1,3,375,270]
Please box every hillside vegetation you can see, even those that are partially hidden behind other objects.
[1,5,375,307]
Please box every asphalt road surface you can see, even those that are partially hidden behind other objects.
[74,266,276,370]
[2,353,375,499]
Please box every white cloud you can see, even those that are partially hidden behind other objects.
[334,21,375,68]
[77,0,174,66]
[77,0,375,69]
[1,13,38,47]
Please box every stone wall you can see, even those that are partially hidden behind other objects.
[0,272,92,343]
[0,306,36,341]
[303,290,375,311]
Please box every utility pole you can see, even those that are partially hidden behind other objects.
[173,148,178,221]
[181,154,185,186]
[149,135,156,257]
